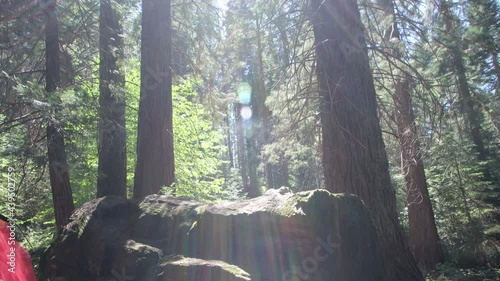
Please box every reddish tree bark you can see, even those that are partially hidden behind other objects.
[45,0,74,232]
[255,16,274,190]
[393,77,444,269]
[311,0,424,279]
[134,0,175,198]
[376,0,443,269]
[97,0,127,198]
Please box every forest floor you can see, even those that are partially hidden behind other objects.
[427,266,500,281]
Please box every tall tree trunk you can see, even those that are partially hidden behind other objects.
[235,103,250,195]
[226,115,234,168]
[275,18,290,67]
[467,0,500,96]
[246,75,261,196]
[255,16,274,190]
[311,0,423,280]
[377,0,443,269]
[134,0,174,198]
[246,135,260,197]
[45,0,74,232]
[490,50,500,133]
[492,50,500,95]
[274,156,289,188]
[441,0,488,165]
[97,0,127,198]
[394,78,444,269]
[242,97,262,197]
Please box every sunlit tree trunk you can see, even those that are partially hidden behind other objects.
[97,0,127,198]
[226,115,234,167]
[235,103,251,195]
[45,0,74,232]
[274,157,289,188]
[246,135,260,197]
[394,78,444,269]
[311,0,423,279]
[134,0,174,198]
[255,16,274,189]
[376,0,443,269]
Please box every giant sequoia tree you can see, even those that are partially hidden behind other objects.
[45,0,75,232]
[255,14,276,191]
[134,0,175,198]
[392,74,443,270]
[97,0,127,198]
[310,0,423,279]
[376,0,443,270]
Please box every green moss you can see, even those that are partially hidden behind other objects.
[269,189,346,217]
[269,190,316,216]
[76,216,90,238]
[125,240,162,256]
[161,256,250,280]
[194,205,207,215]
[217,261,250,280]
[138,200,167,217]
[272,195,305,216]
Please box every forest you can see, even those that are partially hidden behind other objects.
[0,0,499,280]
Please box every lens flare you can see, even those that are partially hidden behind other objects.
[241,106,252,120]
[237,82,252,104]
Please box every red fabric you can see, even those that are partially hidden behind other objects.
[0,220,37,281]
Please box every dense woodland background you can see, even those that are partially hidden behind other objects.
[1,0,499,279]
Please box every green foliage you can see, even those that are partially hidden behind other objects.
[124,59,234,201]
[423,117,500,267]
[426,263,500,280]
[220,168,246,200]
[170,80,229,201]
[261,16,323,192]
[484,224,500,240]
